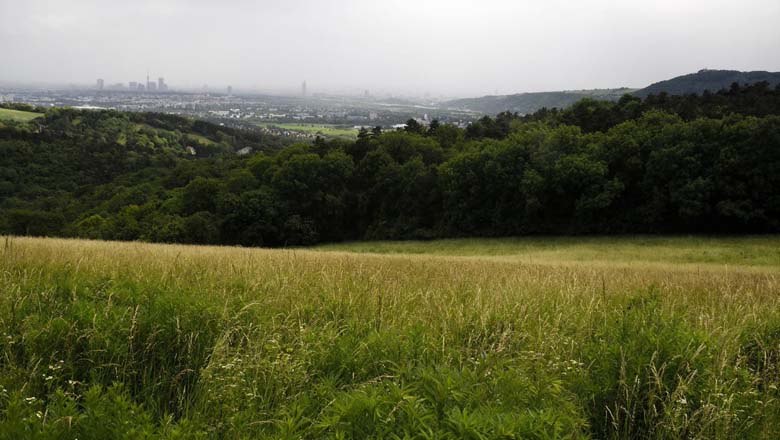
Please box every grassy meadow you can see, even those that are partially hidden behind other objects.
[0,108,43,122]
[318,236,780,269]
[256,122,359,139]
[1,235,780,439]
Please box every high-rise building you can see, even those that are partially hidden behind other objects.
[227,85,232,95]
[96,78,104,90]
[158,77,167,91]
[129,81,138,90]
[147,82,157,91]
[301,80,307,97]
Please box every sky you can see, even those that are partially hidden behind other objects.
[1,0,779,97]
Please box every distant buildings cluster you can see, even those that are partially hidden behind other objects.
[96,74,169,92]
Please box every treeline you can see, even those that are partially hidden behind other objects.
[469,80,780,137]
[1,82,779,245]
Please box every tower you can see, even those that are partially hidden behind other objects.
[302,80,307,97]
[96,78,104,90]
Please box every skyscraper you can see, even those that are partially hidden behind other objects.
[96,78,104,90]
[158,77,167,91]
[302,80,307,97]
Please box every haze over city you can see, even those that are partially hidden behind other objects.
[2,0,780,97]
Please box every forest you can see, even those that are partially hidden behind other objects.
[1,81,779,246]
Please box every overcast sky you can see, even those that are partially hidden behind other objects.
[1,0,779,97]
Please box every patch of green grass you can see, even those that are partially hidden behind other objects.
[130,123,217,146]
[257,122,358,138]
[0,107,43,122]
[316,235,780,269]
[1,235,779,438]
[183,133,216,146]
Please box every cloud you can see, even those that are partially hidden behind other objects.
[0,0,779,96]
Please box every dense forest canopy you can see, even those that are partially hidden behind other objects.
[2,81,780,246]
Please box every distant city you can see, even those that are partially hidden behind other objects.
[0,77,478,140]
[95,73,169,92]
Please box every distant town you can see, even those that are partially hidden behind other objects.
[0,77,479,139]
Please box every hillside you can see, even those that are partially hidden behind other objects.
[2,84,780,245]
[442,88,634,114]
[635,69,780,97]
[444,69,780,115]
[0,107,43,122]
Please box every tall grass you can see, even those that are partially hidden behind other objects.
[1,236,778,439]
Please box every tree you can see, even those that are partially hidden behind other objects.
[404,119,423,134]
[220,188,281,246]
[182,177,223,214]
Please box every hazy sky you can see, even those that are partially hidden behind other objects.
[1,0,779,97]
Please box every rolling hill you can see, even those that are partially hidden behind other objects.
[445,69,780,115]
[634,69,780,97]
[442,88,634,115]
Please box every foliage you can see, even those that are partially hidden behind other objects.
[2,82,780,246]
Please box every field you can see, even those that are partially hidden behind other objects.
[318,236,780,268]
[1,236,779,439]
[256,122,358,138]
[0,107,43,122]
